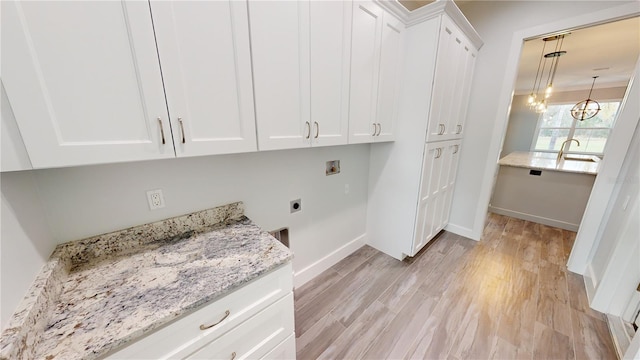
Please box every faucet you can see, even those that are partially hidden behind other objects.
[557,138,580,162]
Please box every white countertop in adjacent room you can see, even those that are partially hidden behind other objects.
[498,151,600,175]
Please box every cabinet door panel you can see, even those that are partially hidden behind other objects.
[426,17,453,142]
[250,1,310,151]
[2,1,172,168]
[443,34,466,139]
[310,1,351,147]
[348,1,383,144]
[151,1,257,157]
[412,143,444,255]
[375,13,402,142]
[441,141,462,226]
[453,45,477,139]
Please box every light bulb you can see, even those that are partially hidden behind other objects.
[527,94,535,104]
[545,85,553,98]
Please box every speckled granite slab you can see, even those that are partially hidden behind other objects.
[0,202,292,360]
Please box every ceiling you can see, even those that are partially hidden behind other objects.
[515,16,640,95]
[396,2,639,95]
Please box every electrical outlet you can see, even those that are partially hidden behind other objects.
[146,189,165,210]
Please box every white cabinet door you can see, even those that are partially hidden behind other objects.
[426,17,453,142]
[441,140,462,227]
[309,0,352,147]
[348,1,383,144]
[150,1,257,157]
[426,16,477,142]
[375,12,403,142]
[412,142,445,255]
[250,1,311,151]
[452,44,477,139]
[2,1,173,168]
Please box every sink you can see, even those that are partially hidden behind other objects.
[564,155,599,162]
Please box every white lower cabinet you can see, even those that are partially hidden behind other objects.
[411,140,461,256]
[261,334,296,360]
[105,264,295,360]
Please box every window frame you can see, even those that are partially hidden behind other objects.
[530,100,621,156]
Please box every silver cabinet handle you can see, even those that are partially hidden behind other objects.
[376,123,382,136]
[371,123,377,136]
[230,352,236,360]
[179,117,186,144]
[453,144,459,154]
[314,121,319,139]
[438,124,445,135]
[305,121,311,139]
[435,148,442,158]
[157,117,166,145]
[199,310,230,330]
[456,124,462,134]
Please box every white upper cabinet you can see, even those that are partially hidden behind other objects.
[309,1,352,147]
[348,1,383,144]
[426,16,477,142]
[150,1,257,157]
[2,1,173,168]
[249,1,311,151]
[348,2,402,144]
[375,13,403,142]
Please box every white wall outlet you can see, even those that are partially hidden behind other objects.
[146,189,165,210]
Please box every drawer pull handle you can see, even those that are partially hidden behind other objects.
[199,310,230,330]
[179,117,186,144]
[158,117,166,145]
[371,123,377,136]
[376,123,382,136]
[314,121,319,139]
[230,352,237,360]
[305,121,311,139]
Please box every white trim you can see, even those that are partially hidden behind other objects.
[471,2,640,257]
[488,206,579,232]
[605,313,634,360]
[444,223,478,241]
[583,264,597,304]
[293,233,366,288]
[624,331,640,360]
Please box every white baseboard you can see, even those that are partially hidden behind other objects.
[445,223,479,241]
[584,264,597,304]
[293,234,366,289]
[488,206,579,231]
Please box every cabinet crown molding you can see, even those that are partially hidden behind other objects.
[375,0,483,50]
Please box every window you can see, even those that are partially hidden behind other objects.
[532,101,620,155]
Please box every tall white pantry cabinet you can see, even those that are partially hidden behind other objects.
[366,2,482,260]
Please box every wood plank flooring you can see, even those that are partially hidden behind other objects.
[294,213,617,359]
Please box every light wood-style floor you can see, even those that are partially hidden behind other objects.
[293,213,617,359]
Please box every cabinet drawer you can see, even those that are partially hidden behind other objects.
[261,333,296,360]
[105,264,293,359]
[183,293,295,360]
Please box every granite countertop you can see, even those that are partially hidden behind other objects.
[499,151,600,175]
[0,202,292,360]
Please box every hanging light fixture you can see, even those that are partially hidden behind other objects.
[571,76,601,121]
[527,34,568,114]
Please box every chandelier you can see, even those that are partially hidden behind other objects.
[571,76,601,121]
[527,34,568,113]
